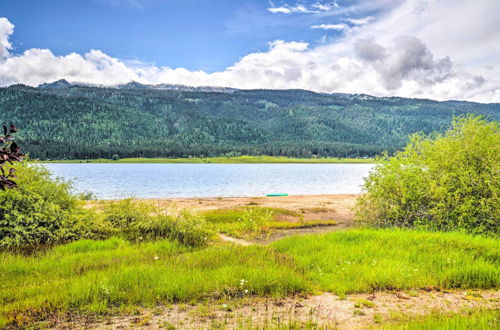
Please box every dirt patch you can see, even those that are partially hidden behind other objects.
[88,194,358,227]
[64,290,500,329]
[252,224,345,244]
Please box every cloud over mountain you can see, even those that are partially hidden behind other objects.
[0,0,499,102]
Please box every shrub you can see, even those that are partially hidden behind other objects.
[100,199,211,247]
[111,154,120,161]
[356,115,499,235]
[0,163,99,249]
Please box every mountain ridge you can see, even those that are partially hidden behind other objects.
[34,79,498,105]
[0,83,498,160]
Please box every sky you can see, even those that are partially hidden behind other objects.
[0,0,499,102]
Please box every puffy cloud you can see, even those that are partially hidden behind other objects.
[354,36,453,89]
[0,17,14,57]
[311,23,349,31]
[1,0,499,103]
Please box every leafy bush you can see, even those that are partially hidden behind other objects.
[0,163,99,249]
[99,199,211,247]
[356,115,499,235]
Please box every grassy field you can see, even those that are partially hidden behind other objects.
[0,239,308,327]
[1,229,498,327]
[39,155,376,164]
[379,309,499,329]
[272,229,500,295]
[201,206,337,238]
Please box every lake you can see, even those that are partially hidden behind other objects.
[43,163,375,199]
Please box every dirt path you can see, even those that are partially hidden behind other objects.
[73,290,499,329]
[218,234,254,246]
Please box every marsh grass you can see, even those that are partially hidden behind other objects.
[378,308,499,329]
[1,229,498,327]
[272,229,500,295]
[0,239,309,327]
[201,206,334,238]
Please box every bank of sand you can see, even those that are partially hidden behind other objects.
[147,194,358,241]
[88,194,359,242]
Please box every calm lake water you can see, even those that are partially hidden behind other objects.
[43,163,375,199]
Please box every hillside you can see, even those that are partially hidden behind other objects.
[0,82,499,160]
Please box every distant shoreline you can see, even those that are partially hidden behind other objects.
[38,156,376,164]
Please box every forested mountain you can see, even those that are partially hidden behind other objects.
[0,82,499,160]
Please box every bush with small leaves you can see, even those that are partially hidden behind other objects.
[356,115,499,235]
[0,163,101,250]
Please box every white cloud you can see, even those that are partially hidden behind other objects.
[354,36,453,89]
[267,7,292,14]
[345,16,374,26]
[0,18,14,57]
[312,2,339,11]
[311,23,349,31]
[1,0,500,103]
[268,1,337,14]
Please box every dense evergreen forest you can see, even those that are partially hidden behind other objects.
[0,81,499,160]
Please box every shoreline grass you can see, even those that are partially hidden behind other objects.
[36,155,376,164]
[1,229,498,327]
[272,229,500,295]
[379,308,500,329]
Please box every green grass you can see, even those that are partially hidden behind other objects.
[38,155,376,164]
[1,229,498,327]
[0,238,308,327]
[379,309,499,329]
[201,206,335,238]
[272,229,500,295]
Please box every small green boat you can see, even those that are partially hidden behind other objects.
[266,193,289,197]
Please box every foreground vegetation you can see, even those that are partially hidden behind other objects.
[272,229,499,295]
[41,155,375,164]
[380,309,499,329]
[356,116,499,235]
[1,229,498,327]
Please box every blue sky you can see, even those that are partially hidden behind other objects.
[1,0,370,72]
[0,0,499,102]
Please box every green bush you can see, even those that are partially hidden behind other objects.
[100,199,211,247]
[356,115,499,235]
[0,163,100,249]
[0,168,211,249]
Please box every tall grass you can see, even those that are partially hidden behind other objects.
[1,229,498,327]
[0,238,309,327]
[202,206,335,238]
[379,309,500,329]
[272,229,500,295]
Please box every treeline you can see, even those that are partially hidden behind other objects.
[0,84,498,160]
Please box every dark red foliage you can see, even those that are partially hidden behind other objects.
[0,124,24,190]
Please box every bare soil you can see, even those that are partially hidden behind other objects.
[63,290,500,329]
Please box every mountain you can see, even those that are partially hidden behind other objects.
[1,84,499,160]
[37,80,237,93]
[38,79,73,89]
